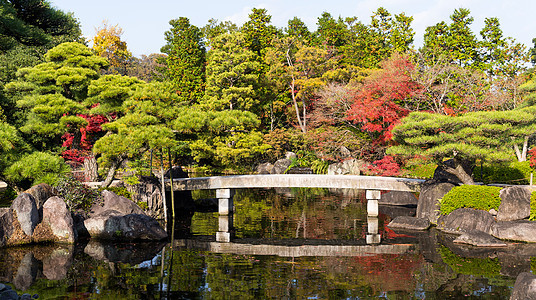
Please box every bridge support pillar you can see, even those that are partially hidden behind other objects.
[366,216,381,244]
[216,215,233,243]
[217,189,235,216]
[366,190,380,217]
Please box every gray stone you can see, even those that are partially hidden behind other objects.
[416,181,455,224]
[272,159,291,174]
[256,162,274,174]
[492,220,536,243]
[497,186,531,221]
[489,208,498,216]
[24,183,56,217]
[327,159,364,175]
[90,190,145,217]
[123,176,164,219]
[11,193,39,237]
[380,191,418,206]
[0,208,13,247]
[511,272,536,300]
[285,152,297,160]
[286,167,313,174]
[387,216,430,230]
[453,230,507,247]
[42,197,76,243]
[437,208,495,235]
[0,290,18,300]
[84,210,167,241]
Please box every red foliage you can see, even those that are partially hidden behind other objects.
[529,148,536,168]
[346,54,421,145]
[365,155,400,177]
[61,114,108,163]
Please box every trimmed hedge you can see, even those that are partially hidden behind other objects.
[473,161,533,185]
[439,185,502,215]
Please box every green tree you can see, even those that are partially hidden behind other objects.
[285,17,311,41]
[5,42,108,151]
[93,81,181,186]
[202,32,260,112]
[370,7,414,54]
[314,12,348,48]
[161,17,206,103]
[388,107,536,184]
[422,8,479,67]
[240,8,278,56]
[201,18,238,48]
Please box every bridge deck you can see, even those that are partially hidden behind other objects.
[169,174,424,192]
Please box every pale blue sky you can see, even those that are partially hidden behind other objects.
[50,0,535,57]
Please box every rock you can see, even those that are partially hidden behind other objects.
[510,272,536,300]
[164,165,188,179]
[90,190,145,217]
[123,176,165,219]
[497,186,531,221]
[380,191,418,206]
[13,252,38,291]
[11,193,39,237]
[416,181,455,224]
[432,158,473,185]
[491,220,536,243]
[24,183,56,218]
[437,208,495,235]
[285,152,297,160]
[272,159,291,174]
[84,210,167,241]
[41,197,76,243]
[453,230,507,247]
[0,289,18,300]
[256,162,274,174]
[42,246,74,280]
[0,208,14,247]
[286,167,313,174]
[489,209,498,216]
[387,216,431,230]
[327,159,364,175]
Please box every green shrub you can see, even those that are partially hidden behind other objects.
[101,186,132,200]
[55,176,102,215]
[400,157,436,179]
[473,161,533,185]
[530,191,536,221]
[5,152,71,190]
[440,185,502,215]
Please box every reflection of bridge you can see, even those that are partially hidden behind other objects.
[169,175,425,244]
[174,239,417,257]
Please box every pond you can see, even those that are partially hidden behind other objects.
[0,187,527,298]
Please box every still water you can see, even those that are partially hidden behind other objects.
[0,188,527,299]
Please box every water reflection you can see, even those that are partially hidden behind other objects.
[0,188,525,298]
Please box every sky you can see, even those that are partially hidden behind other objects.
[50,0,536,57]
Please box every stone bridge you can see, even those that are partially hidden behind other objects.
[168,174,425,243]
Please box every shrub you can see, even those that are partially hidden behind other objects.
[530,191,536,221]
[55,175,102,215]
[400,156,436,179]
[5,152,71,190]
[439,185,502,215]
[364,155,400,177]
[100,186,132,200]
[473,161,533,185]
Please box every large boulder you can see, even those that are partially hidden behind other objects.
[511,272,536,300]
[11,193,39,237]
[416,181,455,224]
[437,208,495,235]
[24,183,56,217]
[42,246,74,280]
[491,221,536,243]
[387,216,430,231]
[327,159,364,175]
[380,191,418,206]
[84,210,167,241]
[497,186,531,221]
[0,208,13,247]
[272,159,291,174]
[123,176,165,219]
[90,190,145,217]
[41,197,76,243]
[256,162,274,174]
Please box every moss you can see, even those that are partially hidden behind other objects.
[530,191,536,221]
[439,246,501,278]
[440,185,502,215]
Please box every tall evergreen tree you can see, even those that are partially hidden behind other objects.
[161,17,206,103]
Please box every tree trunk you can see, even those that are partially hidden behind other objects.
[101,155,127,188]
[83,155,99,182]
[443,160,475,185]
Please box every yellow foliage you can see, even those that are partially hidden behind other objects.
[92,21,132,74]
